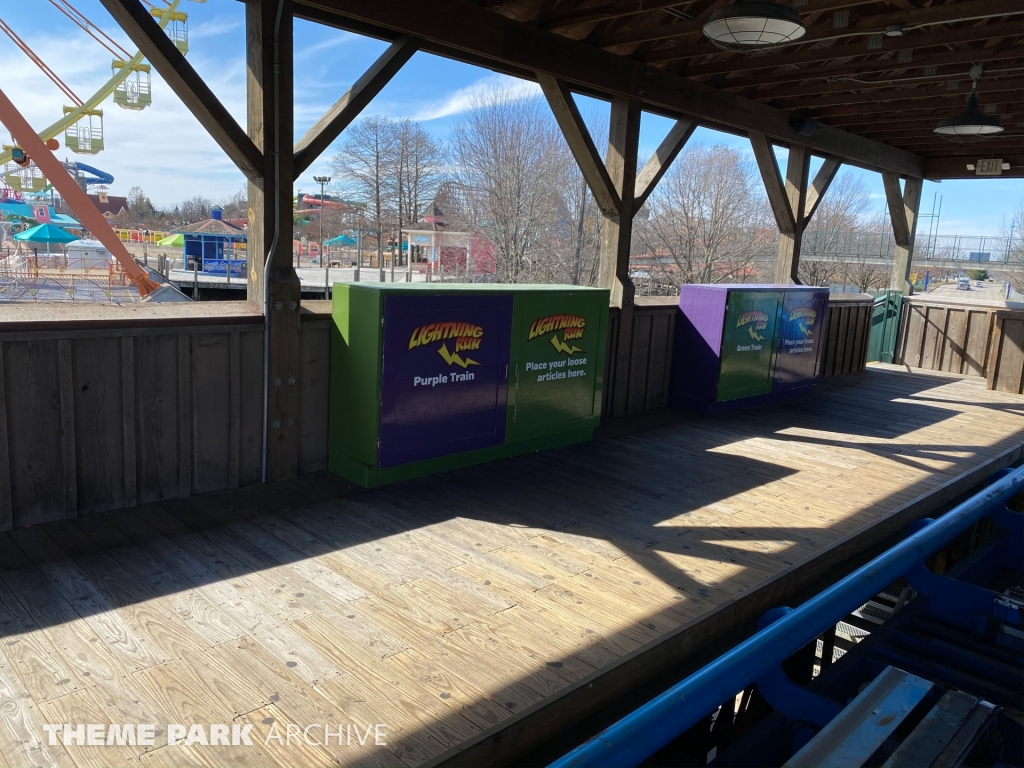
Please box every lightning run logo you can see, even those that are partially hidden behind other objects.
[736,309,769,343]
[408,322,483,368]
[528,314,586,355]
[789,306,817,338]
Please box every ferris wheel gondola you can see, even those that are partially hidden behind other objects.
[0,0,204,172]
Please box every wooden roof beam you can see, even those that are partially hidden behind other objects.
[537,73,621,216]
[816,96,1017,119]
[97,0,263,181]
[633,116,696,213]
[804,155,841,222]
[297,0,925,177]
[544,0,692,31]
[750,131,797,236]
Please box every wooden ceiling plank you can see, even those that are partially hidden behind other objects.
[604,0,1022,49]
[753,73,1022,101]
[716,44,1020,90]
[775,77,1022,107]
[651,21,1012,67]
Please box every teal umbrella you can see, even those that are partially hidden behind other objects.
[14,222,79,244]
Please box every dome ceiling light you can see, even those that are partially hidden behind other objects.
[702,0,806,52]
[934,67,1004,142]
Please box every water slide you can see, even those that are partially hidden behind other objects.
[72,162,114,187]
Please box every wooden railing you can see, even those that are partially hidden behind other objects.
[0,291,880,530]
[894,297,1024,393]
[0,302,267,530]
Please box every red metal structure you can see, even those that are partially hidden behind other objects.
[0,86,161,297]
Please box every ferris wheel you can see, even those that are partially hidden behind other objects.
[0,0,204,196]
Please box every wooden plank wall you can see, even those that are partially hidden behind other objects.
[986,311,1024,395]
[818,294,873,378]
[894,298,1024,392]
[0,314,264,531]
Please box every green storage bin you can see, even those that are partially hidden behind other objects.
[329,283,608,487]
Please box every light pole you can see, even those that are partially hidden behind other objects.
[314,175,331,294]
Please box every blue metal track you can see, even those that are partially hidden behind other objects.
[549,466,1024,768]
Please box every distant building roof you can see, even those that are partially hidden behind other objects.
[173,218,246,236]
[88,194,128,216]
[223,217,248,230]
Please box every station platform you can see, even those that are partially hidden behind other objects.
[0,364,1021,768]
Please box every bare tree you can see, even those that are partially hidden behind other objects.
[127,186,156,220]
[798,260,843,287]
[331,116,399,270]
[547,113,605,286]
[798,170,871,286]
[453,89,562,283]
[634,144,773,292]
[849,261,889,293]
[177,195,213,224]
[393,119,446,275]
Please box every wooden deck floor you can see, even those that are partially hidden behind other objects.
[0,364,1021,768]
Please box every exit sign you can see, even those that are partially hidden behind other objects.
[976,158,1003,176]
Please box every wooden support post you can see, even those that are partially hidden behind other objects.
[248,0,302,482]
[776,144,811,284]
[601,97,641,417]
[804,156,842,223]
[883,172,924,294]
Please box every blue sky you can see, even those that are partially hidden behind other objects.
[2,1,1020,235]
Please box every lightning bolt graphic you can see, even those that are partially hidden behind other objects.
[747,325,765,343]
[549,333,584,356]
[437,343,480,369]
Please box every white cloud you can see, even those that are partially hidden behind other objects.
[189,18,244,40]
[295,32,357,61]
[411,74,540,122]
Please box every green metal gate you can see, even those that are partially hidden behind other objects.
[867,290,903,363]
